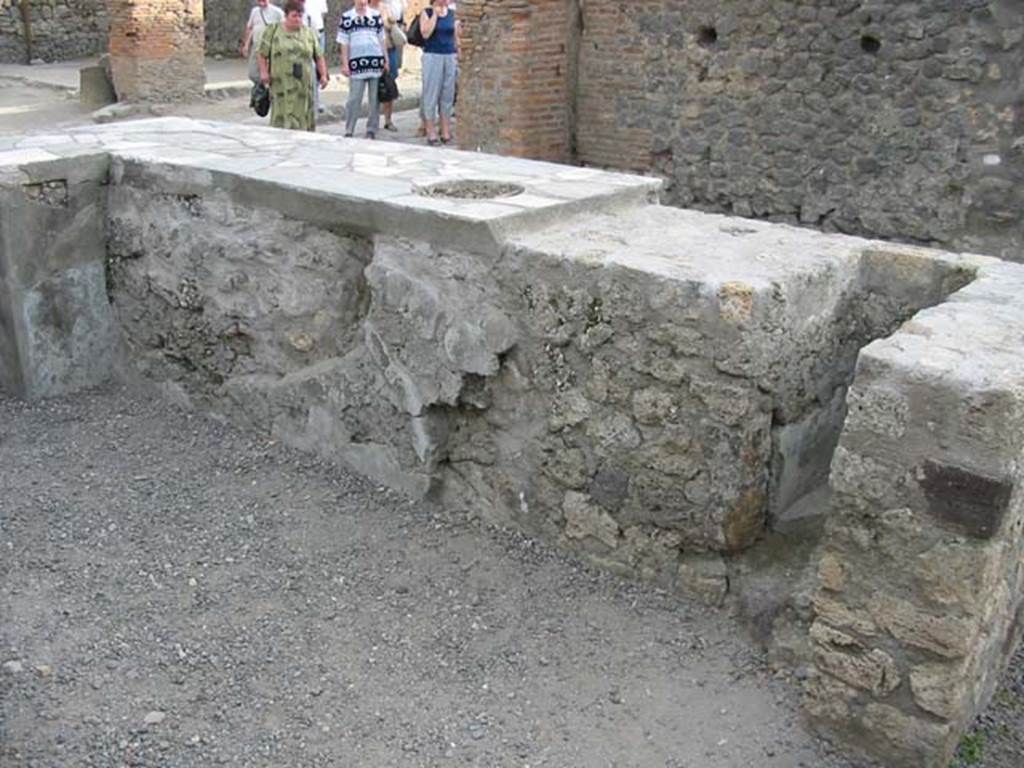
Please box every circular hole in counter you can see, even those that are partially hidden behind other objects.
[415,180,525,200]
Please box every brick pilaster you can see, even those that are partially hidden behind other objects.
[457,0,573,162]
[107,0,206,102]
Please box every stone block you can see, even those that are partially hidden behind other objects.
[871,594,974,660]
[676,554,729,607]
[562,491,620,549]
[0,159,116,398]
[810,621,900,697]
[80,64,117,109]
[917,459,1014,539]
[812,594,878,637]
[909,661,968,720]
[801,673,858,725]
[817,553,847,593]
[860,703,957,768]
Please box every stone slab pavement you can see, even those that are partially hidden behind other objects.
[0,55,424,137]
[0,54,423,97]
[0,117,658,254]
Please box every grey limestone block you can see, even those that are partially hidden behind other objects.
[0,156,117,399]
[805,257,1024,768]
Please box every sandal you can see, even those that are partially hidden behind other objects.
[427,137,439,146]
[384,122,398,132]
[440,136,451,145]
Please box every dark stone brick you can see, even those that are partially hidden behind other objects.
[590,467,630,512]
[918,460,1015,539]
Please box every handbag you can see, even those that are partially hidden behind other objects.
[377,70,399,103]
[249,21,277,117]
[406,15,425,47]
[250,82,271,117]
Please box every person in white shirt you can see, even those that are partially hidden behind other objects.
[304,0,328,48]
[241,0,285,84]
[302,0,329,114]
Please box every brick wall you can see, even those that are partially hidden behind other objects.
[108,0,206,101]
[575,0,653,172]
[457,0,574,161]
[459,0,1024,263]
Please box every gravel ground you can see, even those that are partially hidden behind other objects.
[950,642,1024,768]
[0,384,875,768]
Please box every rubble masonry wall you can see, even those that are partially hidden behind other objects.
[458,0,1024,262]
[2,127,1023,768]
[99,158,1024,768]
[805,254,1024,766]
[0,0,109,63]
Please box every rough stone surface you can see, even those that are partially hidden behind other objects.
[458,0,1024,262]
[2,117,1024,768]
[0,153,117,398]
[807,254,1024,767]
[0,0,109,64]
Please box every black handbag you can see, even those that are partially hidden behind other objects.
[250,82,271,117]
[377,70,399,103]
[406,15,425,47]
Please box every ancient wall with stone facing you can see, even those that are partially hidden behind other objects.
[0,0,109,63]
[202,0,252,55]
[3,119,1024,768]
[459,0,1024,262]
[804,255,1024,766]
[0,0,261,65]
[98,148,1024,768]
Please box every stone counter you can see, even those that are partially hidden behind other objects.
[0,118,1022,768]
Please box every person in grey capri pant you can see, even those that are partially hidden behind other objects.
[419,0,457,145]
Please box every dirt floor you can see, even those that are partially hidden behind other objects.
[0,385,878,768]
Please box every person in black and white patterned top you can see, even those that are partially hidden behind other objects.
[337,0,389,138]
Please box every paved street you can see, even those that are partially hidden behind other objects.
[0,55,432,142]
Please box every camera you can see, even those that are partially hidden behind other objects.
[292,62,303,79]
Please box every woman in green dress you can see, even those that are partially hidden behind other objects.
[257,0,330,131]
